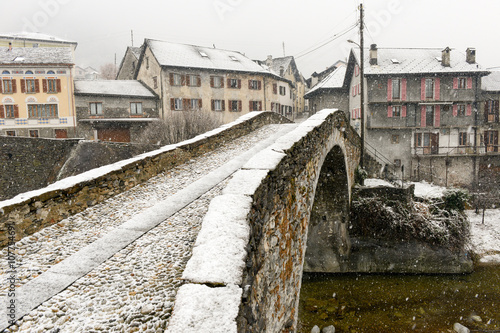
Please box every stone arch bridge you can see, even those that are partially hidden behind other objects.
[0,110,360,332]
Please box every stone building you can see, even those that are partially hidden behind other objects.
[74,80,159,142]
[0,46,77,138]
[0,32,77,52]
[133,39,293,124]
[116,46,143,80]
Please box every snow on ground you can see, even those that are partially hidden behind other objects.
[365,178,500,264]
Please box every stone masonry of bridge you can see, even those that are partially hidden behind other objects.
[169,109,360,332]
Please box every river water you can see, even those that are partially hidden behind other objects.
[298,265,500,332]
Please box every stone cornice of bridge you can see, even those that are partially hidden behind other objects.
[167,109,361,333]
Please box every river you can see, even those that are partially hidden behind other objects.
[298,265,500,332]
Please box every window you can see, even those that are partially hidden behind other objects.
[279,86,286,96]
[29,130,39,138]
[211,99,225,111]
[228,78,240,89]
[229,100,242,112]
[5,130,16,136]
[24,79,37,93]
[485,130,498,152]
[28,104,59,118]
[190,99,202,110]
[391,134,400,144]
[249,80,261,90]
[146,57,149,69]
[459,132,468,146]
[47,70,55,74]
[153,76,158,89]
[211,76,224,88]
[273,83,277,94]
[485,100,499,123]
[2,79,15,93]
[2,70,10,74]
[187,75,201,87]
[130,102,143,115]
[4,105,16,118]
[392,106,401,117]
[425,78,434,99]
[249,101,262,111]
[173,98,183,111]
[44,78,60,93]
[426,105,434,127]
[415,133,422,147]
[458,78,467,89]
[394,159,401,167]
[457,104,466,117]
[171,73,183,86]
[392,79,401,99]
[25,70,33,74]
[90,102,103,115]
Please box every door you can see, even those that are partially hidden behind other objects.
[430,133,439,154]
[97,128,131,142]
[55,129,68,139]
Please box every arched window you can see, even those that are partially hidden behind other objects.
[47,70,55,74]
[25,70,34,74]
[2,70,10,74]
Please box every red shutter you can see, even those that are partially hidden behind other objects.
[35,79,40,93]
[387,78,393,101]
[238,100,242,111]
[13,105,19,118]
[453,78,458,89]
[401,79,407,101]
[21,79,26,93]
[0,80,2,93]
[453,104,458,117]
[12,79,16,93]
[186,75,190,86]
[237,79,241,89]
[466,104,472,116]
[435,105,441,127]
[495,101,499,122]
[421,105,426,127]
[258,81,262,90]
[0,105,4,118]
[198,99,203,108]
[434,78,440,100]
[249,101,253,111]
[222,100,225,111]
[57,79,61,92]
[402,105,407,118]
[170,98,175,110]
[387,105,393,118]
[421,78,425,100]
[43,79,48,93]
[197,77,201,87]
[273,83,277,94]
[210,77,214,88]
[467,77,473,89]
[169,73,174,86]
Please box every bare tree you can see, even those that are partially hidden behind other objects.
[99,63,118,80]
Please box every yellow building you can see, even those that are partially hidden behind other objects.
[0,46,76,138]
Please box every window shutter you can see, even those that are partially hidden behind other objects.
[0,105,4,118]
[170,98,175,110]
[0,80,2,93]
[248,80,252,89]
[197,77,201,87]
[258,101,262,111]
[186,75,190,86]
[273,83,277,94]
[35,79,40,93]
[12,79,17,93]
[435,105,441,127]
[210,77,214,88]
[258,81,262,90]
[211,100,215,111]
[467,77,473,89]
[221,78,224,88]
[237,79,241,89]
[21,79,26,93]
[401,79,407,101]
[57,79,61,92]
[453,78,459,89]
[271,102,274,111]
[387,105,393,118]
[402,105,407,118]
[198,99,203,108]
[495,101,499,122]
[227,78,231,87]
[181,75,186,86]
[453,104,458,117]
[387,78,393,101]
[183,98,189,110]
[222,100,225,111]
[43,79,48,93]
[169,73,174,86]
[14,105,19,118]
[249,101,253,111]
[421,78,425,100]
[421,105,426,127]
[466,104,472,116]
[434,78,440,100]
[238,100,242,111]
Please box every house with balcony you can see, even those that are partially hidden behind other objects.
[0,46,76,138]
[480,71,500,153]
[345,45,491,187]
[132,39,293,124]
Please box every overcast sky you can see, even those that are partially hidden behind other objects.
[3,0,500,77]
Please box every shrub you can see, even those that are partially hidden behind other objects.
[355,166,368,185]
[443,188,470,212]
[137,111,224,146]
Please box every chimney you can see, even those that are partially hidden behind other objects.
[266,55,272,66]
[466,48,476,64]
[369,44,377,65]
[8,42,12,51]
[442,47,451,67]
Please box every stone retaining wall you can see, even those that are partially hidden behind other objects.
[168,109,361,333]
[0,111,290,248]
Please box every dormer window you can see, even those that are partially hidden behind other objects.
[25,70,33,74]
[229,56,238,61]
[199,51,209,58]
[391,59,400,64]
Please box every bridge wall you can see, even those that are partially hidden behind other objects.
[0,111,290,248]
[171,109,361,332]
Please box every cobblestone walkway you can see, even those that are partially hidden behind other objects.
[1,124,294,332]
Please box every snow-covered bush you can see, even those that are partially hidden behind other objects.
[355,166,368,185]
[442,188,469,212]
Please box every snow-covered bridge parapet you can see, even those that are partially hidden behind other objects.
[0,111,290,248]
[169,109,361,333]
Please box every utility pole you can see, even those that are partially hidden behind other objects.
[359,3,365,170]
[131,30,134,47]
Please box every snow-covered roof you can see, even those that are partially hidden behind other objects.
[0,32,77,45]
[129,46,142,60]
[481,71,500,91]
[0,47,73,64]
[353,48,489,75]
[74,80,157,98]
[266,56,293,75]
[305,66,347,97]
[146,39,270,74]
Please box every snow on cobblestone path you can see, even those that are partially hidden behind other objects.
[0,123,293,332]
